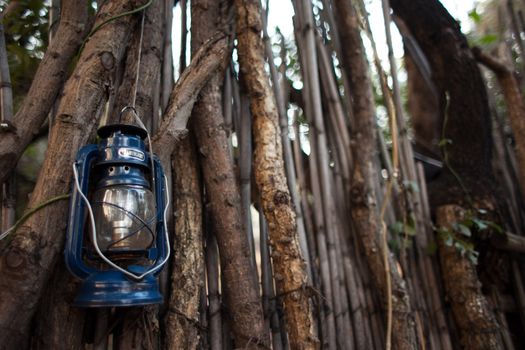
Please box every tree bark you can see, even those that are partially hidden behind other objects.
[473,46,525,203]
[436,205,504,350]
[151,32,229,166]
[0,1,140,347]
[390,0,494,208]
[332,1,417,348]
[191,0,270,348]
[0,0,89,184]
[114,306,159,349]
[235,0,318,348]
[110,0,163,125]
[164,135,204,349]
[30,262,86,350]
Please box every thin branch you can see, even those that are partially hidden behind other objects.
[152,32,230,166]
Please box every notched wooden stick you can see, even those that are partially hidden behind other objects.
[152,31,230,166]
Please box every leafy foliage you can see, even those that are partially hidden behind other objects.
[435,209,503,265]
[1,0,49,109]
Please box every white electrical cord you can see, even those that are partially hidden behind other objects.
[72,162,170,280]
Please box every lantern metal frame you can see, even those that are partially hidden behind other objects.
[65,124,170,307]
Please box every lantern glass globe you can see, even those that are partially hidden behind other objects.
[92,185,156,252]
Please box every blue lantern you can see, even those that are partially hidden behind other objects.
[65,123,170,307]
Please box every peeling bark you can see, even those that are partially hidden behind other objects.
[235,0,318,348]
[164,135,204,349]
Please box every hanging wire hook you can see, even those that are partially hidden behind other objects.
[118,105,139,123]
[132,10,146,109]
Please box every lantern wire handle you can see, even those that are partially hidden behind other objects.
[72,162,170,281]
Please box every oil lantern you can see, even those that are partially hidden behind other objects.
[65,124,170,307]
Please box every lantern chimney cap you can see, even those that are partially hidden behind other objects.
[98,124,148,140]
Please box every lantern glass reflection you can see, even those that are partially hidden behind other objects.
[92,185,156,252]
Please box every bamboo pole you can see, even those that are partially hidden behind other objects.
[381,0,418,183]
[293,10,336,341]
[223,67,233,144]
[293,1,349,348]
[315,31,357,350]
[179,0,187,74]
[161,0,175,112]
[0,10,15,236]
[416,162,453,350]
[291,114,320,291]
[260,212,284,350]
[238,89,258,272]
[206,229,223,350]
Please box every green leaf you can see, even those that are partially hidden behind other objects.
[438,138,453,147]
[390,222,404,235]
[455,242,466,254]
[469,251,480,265]
[480,34,498,45]
[472,218,488,231]
[486,221,504,234]
[456,223,472,237]
[405,222,416,236]
[468,9,481,24]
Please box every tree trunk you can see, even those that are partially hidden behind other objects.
[30,262,86,350]
[436,205,504,350]
[235,0,319,348]
[190,0,270,347]
[0,1,140,346]
[390,0,494,208]
[0,0,89,184]
[164,135,204,349]
[332,1,417,348]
